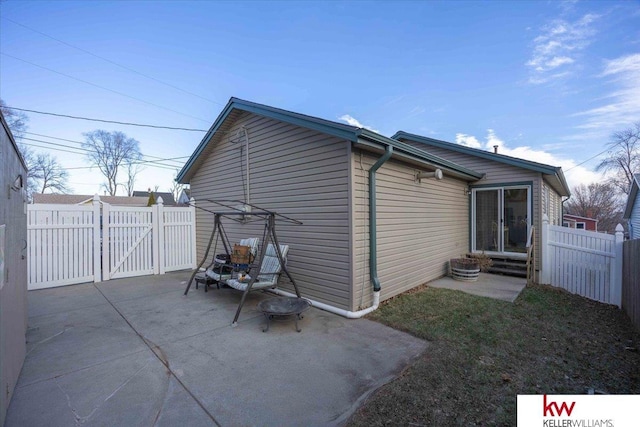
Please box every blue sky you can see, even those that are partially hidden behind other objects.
[1,0,639,195]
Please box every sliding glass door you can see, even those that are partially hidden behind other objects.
[472,186,530,254]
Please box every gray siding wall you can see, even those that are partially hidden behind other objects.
[630,195,640,239]
[0,119,28,426]
[400,140,544,269]
[190,111,352,309]
[352,150,469,309]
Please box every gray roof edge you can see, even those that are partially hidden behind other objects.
[358,129,483,180]
[177,98,482,183]
[623,174,640,219]
[177,97,360,183]
[393,130,571,196]
[1,109,28,171]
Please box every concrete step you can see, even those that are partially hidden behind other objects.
[488,266,528,278]
[490,259,528,269]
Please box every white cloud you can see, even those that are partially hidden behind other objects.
[455,129,602,190]
[455,133,482,149]
[526,13,599,84]
[338,114,379,133]
[573,53,640,131]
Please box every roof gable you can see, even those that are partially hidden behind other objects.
[176,98,484,183]
[623,174,640,219]
[392,130,571,197]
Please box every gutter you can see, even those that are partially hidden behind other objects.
[268,145,394,319]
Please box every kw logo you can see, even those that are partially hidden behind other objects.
[543,395,576,417]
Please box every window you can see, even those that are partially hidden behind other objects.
[576,222,586,229]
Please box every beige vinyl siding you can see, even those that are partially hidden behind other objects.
[352,150,469,309]
[544,182,563,225]
[400,140,545,271]
[190,111,352,309]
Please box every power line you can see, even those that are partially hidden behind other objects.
[8,107,208,132]
[3,17,224,107]
[1,52,211,123]
[22,131,188,165]
[20,139,186,170]
[564,151,605,172]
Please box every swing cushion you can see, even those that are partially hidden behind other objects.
[206,237,260,281]
[226,244,289,291]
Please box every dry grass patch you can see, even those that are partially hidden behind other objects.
[348,284,640,426]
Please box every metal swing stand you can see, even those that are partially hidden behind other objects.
[183,200,302,326]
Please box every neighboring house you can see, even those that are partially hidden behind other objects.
[177,97,484,313]
[623,174,640,239]
[563,214,598,231]
[177,188,191,205]
[0,110,28,426]
[32,193,150,207]
[392,131,571,274]
[132,191,176,206]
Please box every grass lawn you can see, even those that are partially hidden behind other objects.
[348,284,640,426]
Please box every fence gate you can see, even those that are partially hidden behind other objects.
[541,215,623,306]
[27,201,101,290]
[102,204,155,280]
[27,197,196,289]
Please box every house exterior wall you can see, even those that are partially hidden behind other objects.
[0,116,28,426]
[400,140,544,270]
[544,182,563,226]
[563,214,597,231]
[189,111,353,309]
[629,196,640,239]
[351,150,469,309]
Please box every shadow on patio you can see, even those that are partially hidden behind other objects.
[6,271,427,427]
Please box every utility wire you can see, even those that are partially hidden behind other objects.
[3,17,224,107]
[7,107,208,132]
[1,52,211,123]
[22,131,188,165]
[20,139,186,170]
[564,149,607,172]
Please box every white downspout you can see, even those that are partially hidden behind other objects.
[269,288,381,319]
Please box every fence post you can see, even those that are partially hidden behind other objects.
[92,195,102,282]
[611,224,624,308]
[189,197,197,269]
[540,214,551,284]
[101,198,110,281]
[154,196,165,275]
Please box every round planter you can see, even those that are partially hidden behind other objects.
[450,258,480,282]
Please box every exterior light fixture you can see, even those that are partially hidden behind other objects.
[416,169,443,183]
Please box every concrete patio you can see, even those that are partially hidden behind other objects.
[5,271,428,427]
[428,272,526,302]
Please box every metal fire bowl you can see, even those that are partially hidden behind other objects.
[257,296,311,317]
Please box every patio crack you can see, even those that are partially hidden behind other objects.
[26,327,72,357]
[55,362,150,425]
[92,283,221,427]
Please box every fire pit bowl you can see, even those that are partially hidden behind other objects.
[257,296,312,332]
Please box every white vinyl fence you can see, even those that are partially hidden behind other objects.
[28,195,196,290]
[540,215,624,307]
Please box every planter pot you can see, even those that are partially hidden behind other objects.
[450,258,480,282]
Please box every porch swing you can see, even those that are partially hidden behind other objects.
[183,200,304,325]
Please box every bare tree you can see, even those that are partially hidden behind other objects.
[565,183,624,233]
[17,143,40,199]
[0,98,28,140]
[124,161,142,196]
[33,153,70,194]
[169,170,185,203]
[596,122,640,195]
[82,130,142,196]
